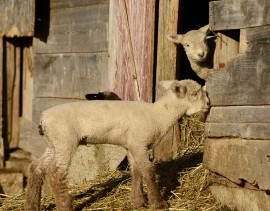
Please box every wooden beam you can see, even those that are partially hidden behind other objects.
[155,0,179,98]
[203,138,270,191]
[153,0,181,162]
[0,36,3,167]
[209,0,270,30]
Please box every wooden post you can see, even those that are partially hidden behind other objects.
[0,36,4,167]
[154,0,181,162]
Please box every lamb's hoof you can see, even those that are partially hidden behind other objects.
[132,196,147,208]
[151,200,168,211]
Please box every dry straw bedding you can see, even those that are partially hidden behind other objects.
[0,115,222,210]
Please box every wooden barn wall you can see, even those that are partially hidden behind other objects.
[0,0,35,165]
[204,0,270,207]
[19,0,110,159]
[108,0,155,102]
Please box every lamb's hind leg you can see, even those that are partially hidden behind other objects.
[25,148,54,211]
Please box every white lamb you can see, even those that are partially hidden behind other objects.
[24,79,209,210]
[167,25,215,80]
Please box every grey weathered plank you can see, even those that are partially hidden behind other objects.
[206,106,270,123]
[206,25,270,106]
[51,0,109,9]
[203,138,270,190]
[34,4,109,53]
[0,0,35,36]
[34,52,108,98]
[209,0,270,30]
[205,122,270,140]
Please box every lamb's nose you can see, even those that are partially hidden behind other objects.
[198,51,205,58]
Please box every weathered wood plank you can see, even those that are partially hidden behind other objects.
[22,39,33,120]
[209,0,270,30]
[156,0,179,97]
[206,106,270,123]
[207,25,270,106]
[34,4,109,53]
[5,39,20,148]
[154,0,180,162]
[205,122,270,140]
[34,52,108,98]
[0,0,35,37]
[203,138,270,190]
[108,0,155,102]
[0,37,3,167]
[51,0,109,9]
[210,185,270,211]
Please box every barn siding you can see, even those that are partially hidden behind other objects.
[205,0,270,209]
[108,0,155,102]
[20,0,110,161]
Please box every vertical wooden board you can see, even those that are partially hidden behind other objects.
[206,25,270,106]
[34,52,108,98]
[155,0,179,99]
[22,40,33,120]
[34,4,109,53]
[209,0,270,30]
[0,0,35,36]
[5,40,20,148]
[108,0,155,102]
[0,37,3,166]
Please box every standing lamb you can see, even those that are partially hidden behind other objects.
[167,25,215,80]
[24,79,209,210]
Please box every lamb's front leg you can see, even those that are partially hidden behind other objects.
[131,149,167,209]
[127,152,146,207]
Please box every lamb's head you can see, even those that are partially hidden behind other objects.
[160,79,210,116]
[167,25,211,63]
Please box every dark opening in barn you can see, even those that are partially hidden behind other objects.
[176,0,210,86]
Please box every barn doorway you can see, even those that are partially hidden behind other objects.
[176,0,211,86]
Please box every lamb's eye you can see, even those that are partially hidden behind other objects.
[185,43,190,47]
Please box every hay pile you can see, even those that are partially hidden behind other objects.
[0,115,221,210]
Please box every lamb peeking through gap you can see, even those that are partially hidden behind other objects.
[24,79,210,210]
[167,25,216,80]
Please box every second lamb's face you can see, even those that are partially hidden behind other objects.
[181,31,209,62]
[167,24,211,63]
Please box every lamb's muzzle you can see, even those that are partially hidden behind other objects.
[24,79,210,210]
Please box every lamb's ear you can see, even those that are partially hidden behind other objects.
[171,82,186,99]
[159,80,177,90]
[167,34,183,44]
[202,85,206,91]
[199,24,210,34]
